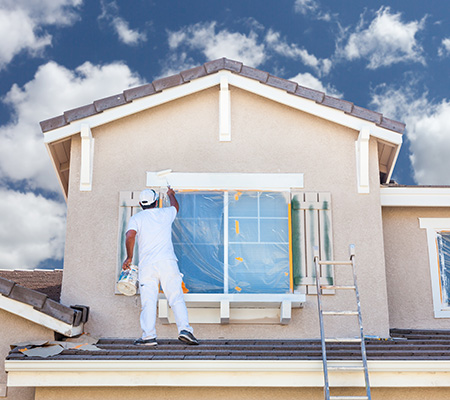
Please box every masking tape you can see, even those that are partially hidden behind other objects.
[235,286,242,292]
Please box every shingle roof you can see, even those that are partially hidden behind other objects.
[7,329,450,361]
[40,58,405,135]
[0,269,62,301]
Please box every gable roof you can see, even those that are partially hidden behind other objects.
[39,58,405,198]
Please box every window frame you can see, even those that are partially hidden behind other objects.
[419,218,450,318]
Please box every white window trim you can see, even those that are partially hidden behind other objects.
[142,172,306,323]
[419,218,450,318]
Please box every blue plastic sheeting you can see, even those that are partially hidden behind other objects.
[170,191,290,294]
[437,232,450,306]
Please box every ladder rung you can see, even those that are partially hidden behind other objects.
[325,337,362,342]
[322,311,359,315]
[327,366,364,371]
[318,261,352,265]
[330,397,368,400]
[321,285,356,290]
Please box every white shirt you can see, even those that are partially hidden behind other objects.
[127,206,178,267]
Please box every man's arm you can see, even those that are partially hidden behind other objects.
[167,187,179,212]
[122,229,137,270]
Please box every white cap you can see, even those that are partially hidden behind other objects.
[139,189,159,206]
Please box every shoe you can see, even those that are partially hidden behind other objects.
[134,337,157,346]
[178,330,199,345]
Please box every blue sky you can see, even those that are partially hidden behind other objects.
[0,0,450,269]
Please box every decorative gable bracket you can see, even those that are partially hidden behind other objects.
[355,127,370,194]
[219,76,231,141]
[80,124,95,191]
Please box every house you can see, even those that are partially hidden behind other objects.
[1,58,450,399]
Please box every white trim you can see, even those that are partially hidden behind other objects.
[6,359,450,388]
[419,218,450,318]
[219,76,231,141]
[0,294,83,337]
[355,128,370,194]
[44,71,402,147]
[80,124,94,191]
[146,172,304,190]
[381,187,450,207]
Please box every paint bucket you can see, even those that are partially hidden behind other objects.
[117,265,138,296]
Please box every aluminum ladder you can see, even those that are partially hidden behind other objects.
[313,245,371,400]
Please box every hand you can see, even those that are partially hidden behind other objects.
[167,187,175,196]
[122,257,132,270]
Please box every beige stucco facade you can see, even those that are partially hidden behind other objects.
[382,207,450,329]
[0,309,54,400]
[34,386,450,400]
[60,85,390,339]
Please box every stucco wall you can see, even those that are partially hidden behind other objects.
[35,386,450,400]
[383,207,450,329]
[61,85,390,339]
[0,309,54,400]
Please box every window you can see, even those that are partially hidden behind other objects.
[420,218,450,318]
[172,191,290,294]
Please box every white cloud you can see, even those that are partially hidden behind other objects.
[265,29,332,75]
[0,61,144,192]
[167,22,267,68]
[289,72,342,98]
[0,189,67,268]
[438,38,450,57]
[112,17,147,45]
[99,1,147,46]
[337,6,425,69]
[0,0,82,69]
[371,85,450,185]
[294,0,331,21]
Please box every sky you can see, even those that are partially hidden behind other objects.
[0,0,449,270]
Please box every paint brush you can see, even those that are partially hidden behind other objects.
[156,169,172,187]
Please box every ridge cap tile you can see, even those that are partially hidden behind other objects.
[266,75,298,93]
[94,93,128,112]
[64,103,98,123]
[152,73,185,92]
[123,83,156,102]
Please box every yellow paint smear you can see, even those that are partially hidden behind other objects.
[182,281,189,293]
[285,272,289,276]
[235,257,243,262]
[234,192,242,201]
[235,220,240,234]
[235,286,242,292]
[19,348,28,353]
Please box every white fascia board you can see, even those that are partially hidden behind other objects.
[381,187,450,207]
[0,294,83,337]
[226,73,403,146]
[6,360,450,388]
[147,172,304,190]
[43,71,402,147]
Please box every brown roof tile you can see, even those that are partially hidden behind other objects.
[64,103,98,123]
[8,329,450,362]
[94,93,128,112]
[39,58,405,135]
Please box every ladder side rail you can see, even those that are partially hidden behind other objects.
[314,246,330,400]
[349,245,371,400]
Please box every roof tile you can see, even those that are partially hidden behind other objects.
[239,65,269,83]
[378,117,406,134]
[8,284,47,309]
[321,95,353,113]
[153,74,185,92]
[40,298,76,325]
[266,75,298,93]
[94,94,128,112]
[64,103,98,123]
[349,105,382,124]
[204,58,242,74]
[40,115,67,133]
[0,276,15,296]
[123,83,156,102]
[295,85,325,103]
[180,65,208,82]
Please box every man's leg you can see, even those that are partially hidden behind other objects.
[158,260,193,334]
[139,267,160,339]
